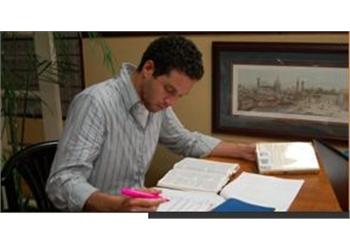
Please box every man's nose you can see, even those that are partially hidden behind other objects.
[164,96,178,107]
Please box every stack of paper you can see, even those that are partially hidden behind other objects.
[256,142,320,174]
[219,172,304,211]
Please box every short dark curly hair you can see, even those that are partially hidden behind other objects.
[137,35,204,80]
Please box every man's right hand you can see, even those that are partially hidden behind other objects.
[119,196,167,212]
[83,191,167,212]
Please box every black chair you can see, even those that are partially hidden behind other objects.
[1,140,58,212]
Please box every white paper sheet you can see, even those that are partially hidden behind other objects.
[220,172,304,211]
[157,188,224,212]
[256,142,319,173]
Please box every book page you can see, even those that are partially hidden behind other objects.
[157,188,224,211]
[157,168,229,193]
[220,172,304,211]
[174,157,239,175]
[257,142,319,173]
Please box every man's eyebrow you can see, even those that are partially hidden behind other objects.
[165,82,190,97]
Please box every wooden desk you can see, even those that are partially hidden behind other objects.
[207,157,342,212]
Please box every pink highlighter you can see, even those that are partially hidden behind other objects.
[121,188,169,201]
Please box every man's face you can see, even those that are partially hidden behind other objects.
[140,62,196,112]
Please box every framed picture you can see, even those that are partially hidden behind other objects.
[212,42,349,141]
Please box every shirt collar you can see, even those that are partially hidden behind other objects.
[118,63,149,129]
[118,63,141,111]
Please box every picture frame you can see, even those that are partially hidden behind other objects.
[212,42,349,141]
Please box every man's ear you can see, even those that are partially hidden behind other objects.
[142,60,155,78]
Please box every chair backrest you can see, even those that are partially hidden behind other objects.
[1,140,58,212]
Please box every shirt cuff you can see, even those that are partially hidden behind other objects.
[68,182,98,211]
[193,132,222,158]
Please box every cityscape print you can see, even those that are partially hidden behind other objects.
[232,65,349,123]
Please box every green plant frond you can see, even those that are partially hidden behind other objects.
[56,60,81,73]
[87,32,99,39]
[2,31,116,168]
[101,45,117,75]
[36,59,53,76]
[2,85,18,103]
[1,116,12,140]
[86,32,100,57]
[1,153,10,168]
[2,67,29,85]
[36,59,51,72]
[18,92,53,116]
[52,32,64,40]
[86,32,117,75]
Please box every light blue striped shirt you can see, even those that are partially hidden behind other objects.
[46,63,221,211]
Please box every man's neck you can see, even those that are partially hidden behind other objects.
[131,71,143,98]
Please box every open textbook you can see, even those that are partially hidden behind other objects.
[157,157,239,193]
[157,170,304,212]
[256,142,320,174]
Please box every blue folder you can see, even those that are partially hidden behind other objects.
[212,198,275,212]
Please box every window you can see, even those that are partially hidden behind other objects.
[1,32,84,118]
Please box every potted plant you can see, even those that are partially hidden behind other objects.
[1,31,117,211]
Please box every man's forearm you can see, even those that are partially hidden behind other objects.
[209,142,239,157]
[209,142,256,161]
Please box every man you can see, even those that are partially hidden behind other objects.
[46,35,256,212]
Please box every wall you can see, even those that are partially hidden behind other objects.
[82,33,349,186]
